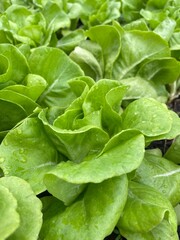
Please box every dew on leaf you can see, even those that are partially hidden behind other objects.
[0,157,5,163]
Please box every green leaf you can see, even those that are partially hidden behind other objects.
[121,77,168,102]
[6,74,48,101]
[82,79,127,135]
[29,47,84,107]
[134,151,180,206]
[164,135,180,164]
[118,181,178,239]
[146,110,180,143]
[0,89,37,115]
[0,184,19,240]
[112,30,170,80]
[0,117,58,194]
[57,29,86,53]
[86,25,121,78]
[44,130,144,184]
[122,98,172,137]
[0,99,26,132]
[0,44,29,86]
[39,109,109,163]
[42,1,70,32]
[0,176,42,240]
[154,17,176,41]
[137,58,180,84]
[70,46,103,80]
[121,0,145,22]
[40,175,128,240]
[123,18,149,31]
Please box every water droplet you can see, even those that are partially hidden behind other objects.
[173,146,179,151]
[0,157,4,163]
[20,158,26,163]
[17,129,22,135]
[19,148,25,154]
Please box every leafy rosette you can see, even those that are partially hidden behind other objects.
[0,74,180,239]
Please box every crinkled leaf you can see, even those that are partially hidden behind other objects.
[40,175,128,240]
[39,109,109,163]
[82,79,127,135]
[0,176,42,240]
[0,184,19,240]
[44,130,144,184]
[122,98,172,137]
[0,117,58,194]
[88,0,121,27]
[29,47,84,107]
[140,9,168,29]
[134,151,180,206]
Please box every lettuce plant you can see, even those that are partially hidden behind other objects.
[0,0,179,240]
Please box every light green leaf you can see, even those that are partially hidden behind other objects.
[39,109,109,163]
[165,135,180,164]
[123,18,149,31]
[122,98,172,137]
[121,0,144,22]
[0,44,29,85]
[118,182,178,238]
[57,29,86,53]
[112,30,170,80]
[0,117,58,194]
[82,79,127,135]
[121,77,168,102]
[120,219,179,240]
[5,74,48,101]
[44,130,144,184]
[70,46,103,80]
[42,1,70,32]
[0,176,42,240]
[137,58,180,84]
[134,151,180,206]
[40,175,128,240]
[0,184,19,240]
[28,47,84,107]
[146,110,180,143]
[154,17,176,41]
[86,25,121,78]
[0,90,37,115]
